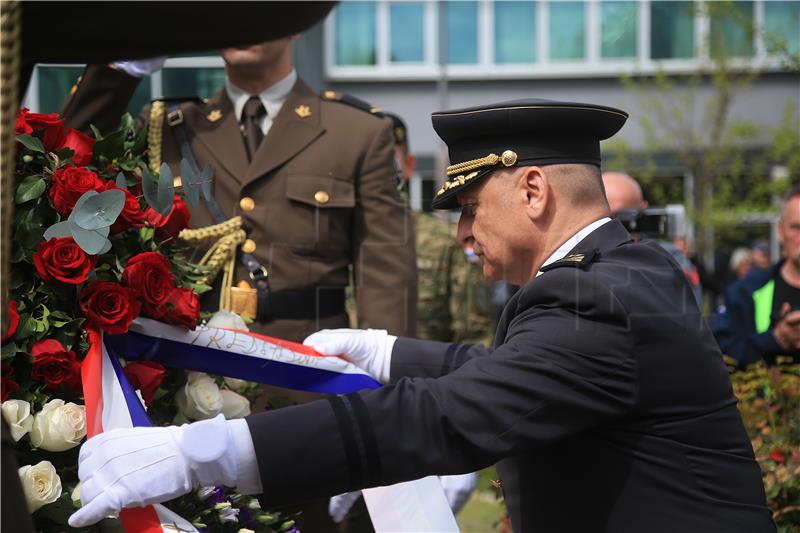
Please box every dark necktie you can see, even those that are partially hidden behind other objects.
[242,96,266,160]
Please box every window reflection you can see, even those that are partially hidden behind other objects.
[549,2,585,60]
[764,1,800,56]
[390,2,425,62]
[162,69,226,99]
[650,1,695,59]
[495,1,536,64]
[709,1,754,58]
[601,1,637,58]
[447,1,479,64]
[336,1,377,65]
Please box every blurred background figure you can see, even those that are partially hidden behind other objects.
[602,171,703,308]
[729,247,754,281]
[712,185,800,367]
[750,240,772,274]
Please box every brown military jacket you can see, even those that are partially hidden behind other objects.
[62,66,418,342]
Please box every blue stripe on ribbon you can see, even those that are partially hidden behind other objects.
[107,344,153,427]
[105,331,382,394]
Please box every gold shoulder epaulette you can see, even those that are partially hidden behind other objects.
[321,90,384,117]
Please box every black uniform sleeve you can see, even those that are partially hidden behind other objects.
[246,270,638,506]
[390,337,491,382]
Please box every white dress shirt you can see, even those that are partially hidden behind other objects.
[225,69,297,137]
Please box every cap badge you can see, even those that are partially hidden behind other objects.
[501,150,518,167]
[206,109,223,122]
[294,105,312,119]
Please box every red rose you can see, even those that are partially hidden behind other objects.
[102,182,146,233]
[122,252,175,318]
[145,195,191,241]
[25,110,66,152]
[1,362,19,402]
[123,361,166,407]
[1,300,19,344]
[15,107,33,135]
[49,165,105,216]
[62,128,96,166]
[163,287,200,330]
[769,449,785,462]
[33,237,97,284]
[30,339,82,394]
[80,281,142,334]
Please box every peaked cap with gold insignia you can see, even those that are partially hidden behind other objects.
[431,98,628,209]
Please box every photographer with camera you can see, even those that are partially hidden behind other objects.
[712,185,800,367]
[602,172,703,308]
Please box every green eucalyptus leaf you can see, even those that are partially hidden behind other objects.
[43,221,72,240]
[98,237,113,255]
[15,176,46,204]
[68,218,110,255]
[158,162,175,214]
[116,172,127,190]
[73,188,125,230]
[16,134,45,153]
[180,159,200,207]
[142,165,173,216]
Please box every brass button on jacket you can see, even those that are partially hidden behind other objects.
[314,190,330,204]
[239,197,255,212]
[242,239,257,254]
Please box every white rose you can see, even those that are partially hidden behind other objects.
[223,377,249,393]
[70,482,82,505]
[2,400,34,441]
[220,389,251,419]
[30,399,86,452]
[207,310,249,331]
[18,460,62,513]
[176,372,223,420]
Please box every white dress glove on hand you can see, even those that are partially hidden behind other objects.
[68,414,237,528]
[111,57,167,78]
[303,328,396,383]
[328,490,363,523]
[439,472,478,514]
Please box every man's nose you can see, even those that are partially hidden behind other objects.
[457,214,473,245]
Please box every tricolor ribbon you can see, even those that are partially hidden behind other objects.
[83,318,458,532]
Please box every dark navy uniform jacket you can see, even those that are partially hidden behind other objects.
[247,219,774,532]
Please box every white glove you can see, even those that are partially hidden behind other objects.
[439,472,477,514]
[68,414,237,528]
[303,328,396,383]
[328,490,362,523]
[111,57,167,78]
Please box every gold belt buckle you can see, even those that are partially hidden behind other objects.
[228,280,257,319]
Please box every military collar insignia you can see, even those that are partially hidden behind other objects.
[294,105,312,119]
[436,150,518,198]
[539,249,600,273]
[206,109,223,123]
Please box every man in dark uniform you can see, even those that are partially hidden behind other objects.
[69,99,774,533]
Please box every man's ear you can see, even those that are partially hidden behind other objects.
[521,167,548,219]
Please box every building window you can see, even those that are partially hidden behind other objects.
[161,68,227,100]
[650,1,695,59]
[494,1,536,64]
[446,1,479,64]
[335,1,377,65]
[390,2,426,62]
[764,1,800,56]
[601,1,638,59]
[709,1,754,58]
[549,1,586,60]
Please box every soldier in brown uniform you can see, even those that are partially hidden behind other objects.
[61,38,418,342]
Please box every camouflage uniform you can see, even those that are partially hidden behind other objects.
[415,212,495,346]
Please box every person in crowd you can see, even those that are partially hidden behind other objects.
[69,99,774,533]
[674,235,723,307]
[601,171,703,307]
[729,247,753,281]
[712,186,800,367]
[751,240,772,273]
[62,38,418,532]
